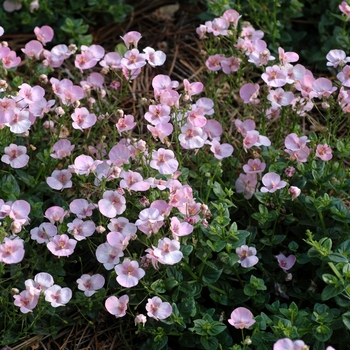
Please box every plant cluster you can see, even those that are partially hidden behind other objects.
[1,4,350,350]
[197,0,350,70]
[0,0,132,46]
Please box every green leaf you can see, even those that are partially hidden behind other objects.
[321,284,345,301]
[181,244,193,257]
[200,336,218,350]
[163,278,178,290]
[213,181,226,198]
[313,325,332,342]
[178,299,196,317]
[342,311,350,330]
[201,262,223,284]
[244,284,257,297]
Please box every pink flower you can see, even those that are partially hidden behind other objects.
[289,186,301,200]
[115,259,145,287]
[121,49,146,70]
[135,208,164,237]
[51,139,75,159]
[278,47,299,65]
[44,206,68,224]
[228,307,256,329]
[71,107,97,130]
[120,31,142,48]
[235,173,258,200]
[67,219,95,241]
[135,314,147,326]
[21,40,43,59]
[276,254,296,270]
[69,199,95,219]
[14,290,39,313]
[243,159,266,175]
[209,139,234,160]
[339,1,350,18]
[119,170,150,192]
[147,122,173,143]
[116,114,136,133]
[150,148,179,174]
[285,166,296,177]
[105,294,129,318]
[2,51,21,69]
[9,199,30,225]
[235,119,256,136]
[183,79,203,99]
[25,272,54,295]
[0,237,25,264]
[34,26,54,45]
[236,245,259,268]
[1,144,29,168]
[95,242,124,270]
[153,237,183,265]
[240,83,260,104]
[170,217,193,237]
[261,65,287,87]
[143,47,166,67]
[326,49,350,68]
[222,9,241,28]
[30,222,57,244]
[337,65,350,87]
[146,296,172,320]
[77,274,105,297]
[315,143,332,161]
[98,190,126,218]
[273,338,307,350]
[260,172,287,193]
[46,169,73,190]
[44,285,72,307]
[205,54,223,71]
[47,234,77,257]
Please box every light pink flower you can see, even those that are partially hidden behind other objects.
[205,54,223,71]
[273,338,307,350]
[339,1,350,18]
[0,237,25,264]
[96,242,124,270]
[261,172,287,193]
[261,65,287,87]
[2,51,21,69]
[143,47,166,67]
[146,296,172,320]
[34,26,54,45]
[222,9,241,28]
[315,143,333,161]
[77,274,105,296]
[243,159,266,175]
[9,200,30,225]
[150,148,179,174]
[221,56,242,73]
[116,114,136,133]
[278,47,299,65]
[46,169,73,190]
[25,272,54,295]
[121,49,146,70]
[44,206,68,224]
[69,199,95,219]
[228,307,256,329]
[44,285,72,307]
[236,245,259,268]
[30,222,57,244]
[120,31,142,48]
[67,219,95,241]
[21,40,43,59]
[115,259,145,287]
[183,79,203,99]
[47,234,77,257]
[105,295,129,317]
[240,83,260,104]
[1,144,29,168]
[276,254,296,270]
[170,217,193,237]
[235,173,258,200]
[326,49,350,68]
[147,122,173,143]
[98,190,126,218]
[235,119,256,136]
[135,314,147,326]
[71,107,97,130]
[289,186,301,200]
[14,290,38,313]
[209,139,234,160]
[153,237,183,265]
[50,139,75,159]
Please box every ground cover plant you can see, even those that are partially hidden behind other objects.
[1,2,350,350]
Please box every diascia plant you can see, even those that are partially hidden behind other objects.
[1,5,350,350]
